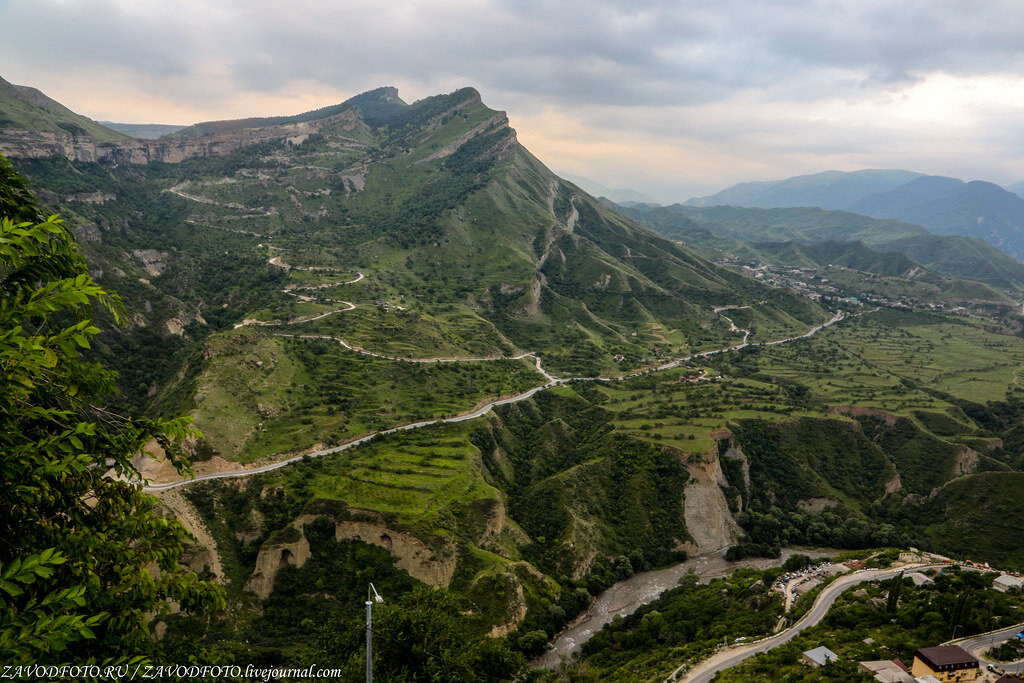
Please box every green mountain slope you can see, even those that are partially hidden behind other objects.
[18,81,1024,677]
[0,75,131,142]
[851,175,1024,260]
[169,86,408,137]
[6,84,828,465]
[684,169,923,210]
[622,203,1024,289]
[750,240,924,277]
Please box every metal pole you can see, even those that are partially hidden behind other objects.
[366,599,373,683]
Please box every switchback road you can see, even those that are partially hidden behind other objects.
[142,310,845,491]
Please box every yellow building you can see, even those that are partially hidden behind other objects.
[910,646,980,681]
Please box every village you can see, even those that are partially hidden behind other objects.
[776,554,1024,683]
[722,261,1024,328]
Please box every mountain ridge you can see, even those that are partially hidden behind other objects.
[851,174,1024,259]
[168,86,409,138]
[618,203,1024,289]
[684,169,924,210]
[0,75,131,143]
[685,168,1024,261]
[0,81,408,165]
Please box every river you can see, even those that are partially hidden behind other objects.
[533,547,832,670]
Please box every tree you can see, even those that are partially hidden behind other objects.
[316,586,525,680]
[887,572,903,614]
[0,155,224,664]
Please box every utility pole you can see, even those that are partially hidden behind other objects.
[366,583,384,683]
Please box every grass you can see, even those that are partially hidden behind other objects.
[728,310,1024,408]
[285,303,516,358]
[190,326,544,462]
[581,308,1024,468]
[301,424,499,532]
[596,370,815,454]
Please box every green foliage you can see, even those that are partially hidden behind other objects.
[989,636,1024,662]
[313,586,525,681]
[0,156,223,664]
[716,567,1022,682]
[575,568,783,681]
[725,543,781,562]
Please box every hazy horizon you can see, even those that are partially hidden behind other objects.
[4,0,1024,202]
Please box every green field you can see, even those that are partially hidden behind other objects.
[189,327,544,462]
[749,310,1024,405]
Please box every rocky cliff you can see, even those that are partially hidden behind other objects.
[0,108,362,164]
[245,511,457,599]
[682,446,743,553]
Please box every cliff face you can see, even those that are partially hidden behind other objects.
[244,512,458,600]
[682,446,742,553]
[0,108,362,164]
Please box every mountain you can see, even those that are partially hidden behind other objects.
[620,203,1024,289]
[1007,181,1024,198]
[4,85,825,383]
[98,121,186,139]
[0,82,839,660]
[558,172,659,205]
[8,78,1024,676]
[750,240,926,277]
[684,169,923,210]
[685,169,1024,262]
[168,86,408,137]
[850,175,1024,260]
[0,75,130,143]
[0,79,403,164]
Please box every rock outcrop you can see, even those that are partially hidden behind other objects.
[244,511,457,599]
[0,109,362,165]
[682,447,742,553]
[245,533,312,599]
[954,447,980,476]
[334,517,456,587]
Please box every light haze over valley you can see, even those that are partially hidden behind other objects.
[4,2,1024,682]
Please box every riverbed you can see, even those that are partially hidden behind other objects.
[533,547,831,669]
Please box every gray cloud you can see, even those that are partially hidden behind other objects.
[3,0,1024,198]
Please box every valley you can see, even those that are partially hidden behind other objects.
[5,73,1024,682]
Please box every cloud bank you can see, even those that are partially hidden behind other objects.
[3,0,1024,200]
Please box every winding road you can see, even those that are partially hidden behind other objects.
[956,624,1024,675]
[142,310,845,491]
[232,270,365,328]
[669,564,944,683]
[535,548,834,670]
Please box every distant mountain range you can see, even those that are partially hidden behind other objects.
[686,169,1024,261]
[685,169,924,211]
[558,172,659,205]
[617,203,1024,291]
[98,122,186,139]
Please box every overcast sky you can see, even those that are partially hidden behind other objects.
[3,0,1024,201]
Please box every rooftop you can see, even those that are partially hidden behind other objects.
[913,645,978,671]
[804,645,839,666]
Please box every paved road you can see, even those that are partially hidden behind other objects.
[958,623,1024,675]
[672,565,943,683]
[143,310,845,491]
[534,549,835,670]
